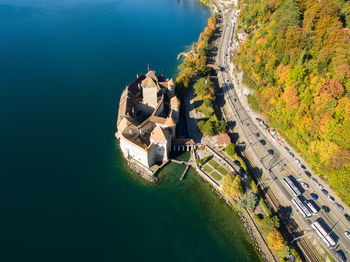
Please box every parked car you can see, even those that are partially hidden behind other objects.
[345,214,350,222]
[310,193,318,200]
[294,158,301,164]
[284,146,290,151]
[321,189,328,195]
[255,133,259,137]
[345,231,350,240]
[311,178,318,184]
[304,171,312,177]
[335,203,344,212]
[328,196,335,202]
[289,152,294,157]
[322,205,330,213]
[260,140,266,145]
[317,183,323,189]
[336,250,346,262]
[256,118,261,122]
[302,182,309,189]
[299,164,306,170]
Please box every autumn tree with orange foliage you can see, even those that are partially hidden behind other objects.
[267,230,286,250]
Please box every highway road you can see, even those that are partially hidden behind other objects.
[212,2,350,261]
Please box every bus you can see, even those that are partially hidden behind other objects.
[283,177,301,196]
[311,220,337,248]
[292,197,313,218]
[304,200,318,214]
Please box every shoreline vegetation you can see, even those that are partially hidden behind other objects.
[174,6,296,261]
[233,0,350,205]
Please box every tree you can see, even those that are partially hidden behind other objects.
[237,192,257,210]
[267,230,286,250]
[225,143,236,158]
[197,120,214,136]
[321,79,344,99]
[260,215,280,235]
[282,86,300,110]
[193,77,214,97]
[222,174,243,199]
[214,120,227,134]
[208,16,216,31]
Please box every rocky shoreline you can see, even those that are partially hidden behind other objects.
[127,159,158,183]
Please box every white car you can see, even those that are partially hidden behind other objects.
[302,182,309,189]
[328,196,335,202]
[345,231,350,240]
[317,183,323,189]
[294,158,300,164]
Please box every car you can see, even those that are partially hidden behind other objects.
[345,214,350,222]
[328,196,335,202]
[321,189,328,195]
[310,193,318,200]
[302,182,309,189]
[345,231,350,240]
[284,146,290,151]
[289,152,295,157]
[256,118,261,122]
[335,203,344,211]
[255,133,259,137]
[311,178,318,184]
[322,205,330,213]
[317,183,323,189]
[304,171,312,177]
[260,140,266,145]
[294,158,301,164]
[226,79,230,83]
[299,164,306,170]
[336,250,346,262]
[233,98,237,102]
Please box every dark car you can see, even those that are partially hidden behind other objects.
[345,214,350,222]
[310,193,318,200]
[322,206,330,213]
[284,146,290,151]
[256,118,262,122]
[322,189,329,195]
[255,133,259,137]
[304,171,312,177]
[336,250,346,262]
[289,152,295,157]
[335,203,344,212]
[260,140,266,145]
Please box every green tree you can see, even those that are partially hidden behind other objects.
[197,120,214,136]
[222,174,243,199]
[260,215,280,235]
[237,192,257,210]
[225,143,236,158]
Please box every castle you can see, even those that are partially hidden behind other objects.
[116,70,180,168]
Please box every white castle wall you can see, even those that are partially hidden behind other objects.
[120,137,150,167]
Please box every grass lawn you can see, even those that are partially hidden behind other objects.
[210,171,222,181]
[203,165,213,173]
[208,159,220,169]
[217,166,228,176]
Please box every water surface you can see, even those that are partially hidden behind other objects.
[0,0,262,261]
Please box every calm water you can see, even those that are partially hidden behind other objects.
[0,0,261,261]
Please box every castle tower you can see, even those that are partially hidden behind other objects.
[142,70,160,109]
[150,126,170,162]
[167,78,175,96]
[170,96,180,123]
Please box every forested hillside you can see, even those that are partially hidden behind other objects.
[234,0,350,204]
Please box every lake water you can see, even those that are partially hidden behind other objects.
[0,0,262,261]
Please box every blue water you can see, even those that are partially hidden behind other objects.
[0,0,262,261]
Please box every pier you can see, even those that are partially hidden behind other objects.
[180,163,191,181]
